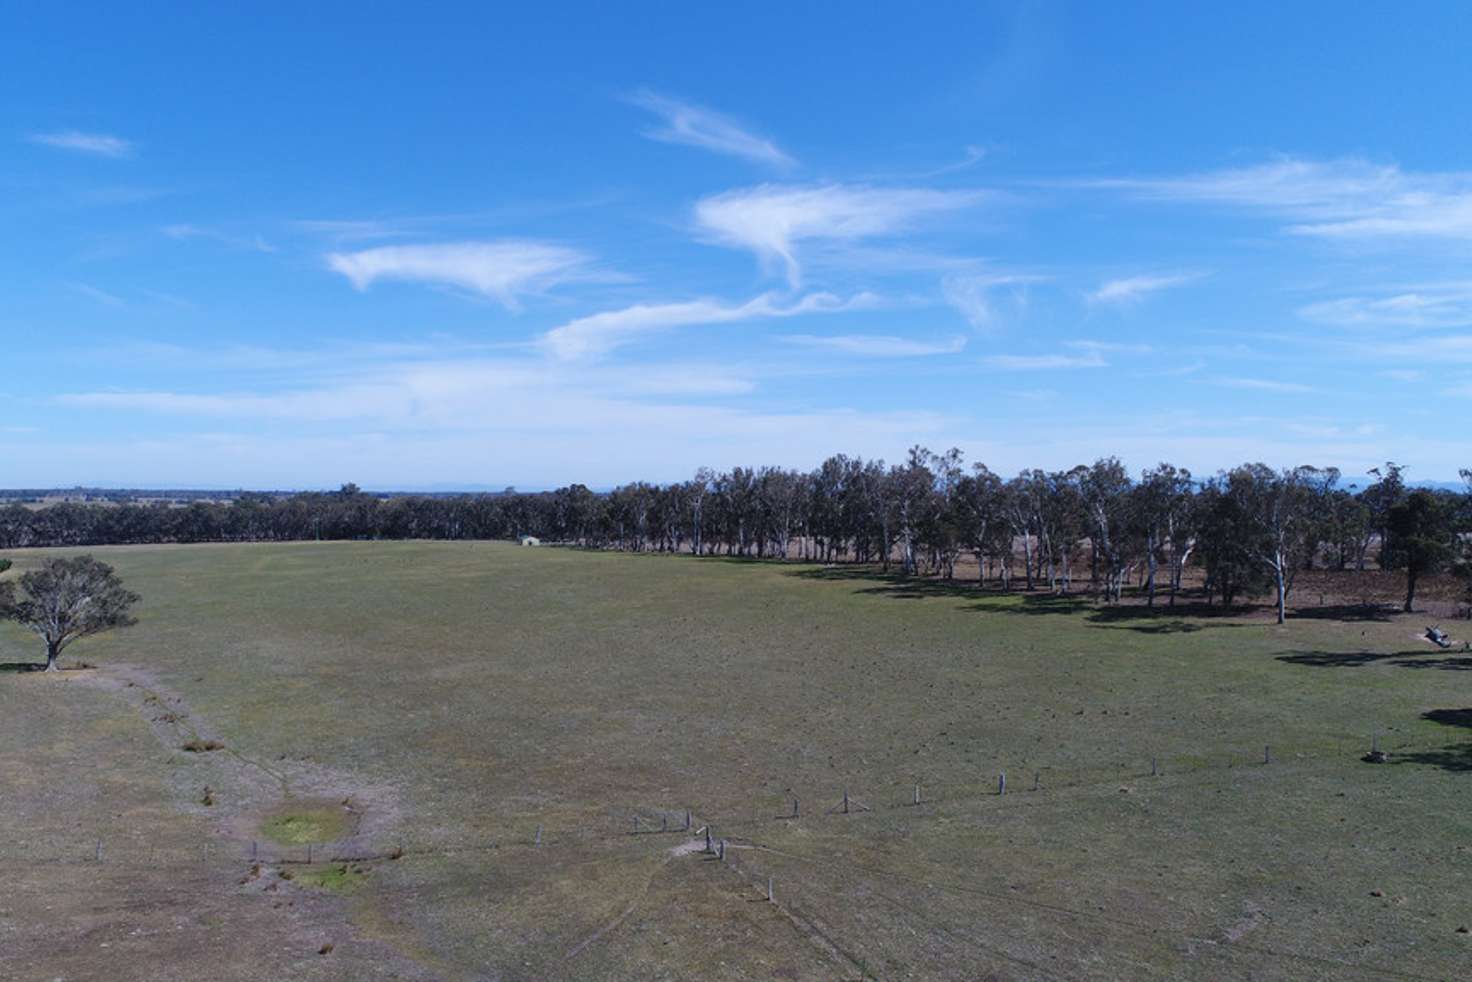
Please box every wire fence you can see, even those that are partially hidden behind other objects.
[0,725,1443,872]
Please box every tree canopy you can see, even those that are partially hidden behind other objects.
[6,555,139,672]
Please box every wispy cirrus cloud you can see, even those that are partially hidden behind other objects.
[780,333,966,357]
[941,272,1042,332]
[1101,157,1472,241]
[164,224,276,253]
[542,291,876,360]
[53,358,963,488]
[984,351,1107,370]
[695,184,985,287]
[1299,288,1472,329]
[27,129,133,157]
[1066,339,1152,355]
[1214,376,1315,393]
[1349,333,1472,364]
[1087,272,1200,305]
[70,283,126,307]
[326,240,599,308]
[631,90,793,167]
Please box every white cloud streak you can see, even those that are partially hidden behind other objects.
[70,283,126,307]
[780,334,967,356]
[28,130,133,157]
[53,358,963,488]
[631,90,793,167]
[941,272,1041,332]
[542,291,877,360]
[695,184,985,287]
[1104,157,1472,241]
[164,224,276,253]
[1299,288,1472,329]
[1213,377,1315,394]
[984,351,1107,370]
[326,241,595,307]
[1087,273,1199,305]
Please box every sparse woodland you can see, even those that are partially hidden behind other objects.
[2,455,1469,620]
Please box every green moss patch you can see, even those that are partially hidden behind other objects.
[259,803,354,845]
[290,863,370,893]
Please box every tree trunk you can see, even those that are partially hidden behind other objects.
[1275,566,1287,624]
[1403,568,1418,613]
[44,640,61,673]
[1145,535,1158,607]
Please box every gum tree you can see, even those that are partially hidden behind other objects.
[6,555,139,672]
[1385,490,1458,613]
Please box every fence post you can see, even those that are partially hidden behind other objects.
[534,825,542,848]
[842,787,850,814]
[1151,756,1158,777]
[998,772,1006,796]
[1263,745,1271,765]
[913,783,921,806]
[95,838,103,863]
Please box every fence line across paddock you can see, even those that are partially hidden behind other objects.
[0,725,1440,872]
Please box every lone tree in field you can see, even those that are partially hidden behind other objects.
[6,556,139,672]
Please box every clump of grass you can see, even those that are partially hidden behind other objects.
[293,863,369,893]
[259,805,352,845]
[181,738,224,752]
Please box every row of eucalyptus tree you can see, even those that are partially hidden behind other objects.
[2,457,1467,619]
[565,453,1469,622]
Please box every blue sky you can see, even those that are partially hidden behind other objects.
[5,2,1471,489]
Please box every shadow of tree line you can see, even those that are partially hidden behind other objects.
[789,566,1266,633]
[1278,650,1472,670]
[1393,708,1472,773]
[789,566,1472,774]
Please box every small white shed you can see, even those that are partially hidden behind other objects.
[519,535,541,547]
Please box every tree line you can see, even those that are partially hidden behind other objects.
[2,455,1468,621]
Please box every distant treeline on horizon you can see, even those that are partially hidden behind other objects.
[3,451,1469,617]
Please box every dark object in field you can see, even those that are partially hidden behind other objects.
[1425,626,1451,649]
[318,942,334,955]
[181,739,224,752]
[1362,750,1389,764]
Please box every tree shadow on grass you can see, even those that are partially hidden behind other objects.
[0,662,46,673]
[1393,746,1472,771]
[1080,602,1250,632]
[1278,650,1472,670]
[787,567,1253,632]
[789,566,1013,603]
[1283,603,1397,622]
[1392,708,1472,773]
[1423,708,1472,728]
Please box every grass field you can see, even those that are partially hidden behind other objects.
[2,541,1470,980]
